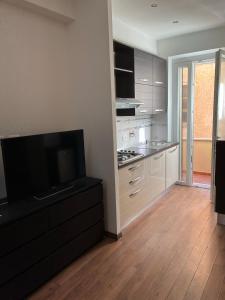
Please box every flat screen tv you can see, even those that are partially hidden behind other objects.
[1,130,86,200]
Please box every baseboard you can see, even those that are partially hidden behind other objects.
[217,214,225,226]
[193,171,211,176]
[104,231,122,240]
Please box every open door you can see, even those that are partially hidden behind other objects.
[212,50,225,211]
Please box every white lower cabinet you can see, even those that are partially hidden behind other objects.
[166,146,179,189]
[145,151,166,200]
[119,160,147,229]
[119,145,179,229]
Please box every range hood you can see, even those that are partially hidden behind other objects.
[116,98,144,107]
[116,98,144,116]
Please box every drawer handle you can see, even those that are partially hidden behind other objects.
[129,189,142,198]
[169,146,177,153]
[128,164,141,171]
[129,176,142,185]
[154,153,164,160]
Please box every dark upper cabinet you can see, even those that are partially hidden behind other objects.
[153,56,167,87]
[114,41,134,72]
[115,70,135,99]
[134,49,153,85]
[114,41,135,98]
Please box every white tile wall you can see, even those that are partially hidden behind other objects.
[116,113,167,150]
[151,113,168,141]
[116,116,152,149]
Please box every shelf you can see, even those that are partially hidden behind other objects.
[4,0,75,24]
[114,67,134,74]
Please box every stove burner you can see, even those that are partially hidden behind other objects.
[117,150,144,166]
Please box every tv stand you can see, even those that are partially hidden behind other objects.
[33,184,74,201]
[0,177,103,300]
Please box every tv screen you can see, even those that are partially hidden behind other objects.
[1,130,86,200]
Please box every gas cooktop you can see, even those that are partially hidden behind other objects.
[117,150,144,166]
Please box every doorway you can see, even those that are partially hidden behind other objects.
[176,59,215,188]
[192,62,215,188]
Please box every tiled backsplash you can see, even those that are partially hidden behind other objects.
[116,113,167,150]
[151,113,168,141]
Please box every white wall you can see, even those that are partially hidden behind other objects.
[67,0,120,234]
[0,0,120,234]
[4,0,75,21]
[113,17,158,55]
[158,26,225,58]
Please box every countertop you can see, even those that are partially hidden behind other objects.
[118,142,179,169]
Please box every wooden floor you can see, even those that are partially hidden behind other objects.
[193,173,211,186]
[29,186,225,300]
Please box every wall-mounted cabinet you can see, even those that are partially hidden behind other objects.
[114,41,167,111]
[153,56,167,87]
[135,83,153,115]
[135,49,153,85]
[114,41,135,99]
[134,49,167,115]
[153,86,166,113]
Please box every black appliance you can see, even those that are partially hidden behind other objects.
[1,130,86,201]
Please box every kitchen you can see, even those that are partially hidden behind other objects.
[114,41,179,229]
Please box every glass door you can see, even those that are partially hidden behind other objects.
[177,63,194,185]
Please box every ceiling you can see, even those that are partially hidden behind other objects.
[112,0,225,40]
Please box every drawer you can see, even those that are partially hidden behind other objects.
[119,174,145,197]
[4,221,104,300]
[49,184,103,228]
[120,187,147,228]
[119,161,145,193]
[0,210,48,257]
[0,204,103,285]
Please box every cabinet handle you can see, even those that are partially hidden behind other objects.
[128,164,141,171]
[155,109,164,112]
[154,81,164,85]
[138,78,149,82]
[129,176,142,185]
[169,146,177,153]
[154,153,164,160]
[139,110,148,113]
[129,189,142,198]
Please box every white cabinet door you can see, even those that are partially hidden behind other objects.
[166,145,179,189]
[147,151,166,200]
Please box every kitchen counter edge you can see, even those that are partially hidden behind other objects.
[118,142,179,169]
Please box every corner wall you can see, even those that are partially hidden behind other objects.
[0,0,120,234]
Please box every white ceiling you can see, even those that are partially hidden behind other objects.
[112,0,225,40]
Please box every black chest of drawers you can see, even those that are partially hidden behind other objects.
[0,177,104,300]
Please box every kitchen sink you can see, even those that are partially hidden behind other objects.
[137,141,169,150]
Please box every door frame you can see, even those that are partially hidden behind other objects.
[211,49,225,202]
[170,51,217,188]
[173,61,194,186]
